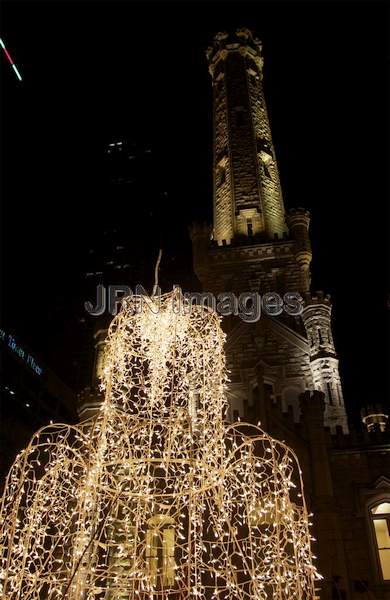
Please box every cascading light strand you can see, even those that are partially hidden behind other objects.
[0,291,321,599]
[0,37,22,81]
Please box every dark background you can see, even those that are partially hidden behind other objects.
[1,1,388,422]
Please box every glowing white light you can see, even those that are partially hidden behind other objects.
[0,290,320,599]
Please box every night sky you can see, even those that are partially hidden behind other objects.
[1,1,388,421]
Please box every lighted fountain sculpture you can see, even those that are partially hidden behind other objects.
[0,290,319,599]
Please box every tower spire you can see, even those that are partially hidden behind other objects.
[207,29,287,245]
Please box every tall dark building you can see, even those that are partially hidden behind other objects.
[0,327,76,483]
[77,139,198,413]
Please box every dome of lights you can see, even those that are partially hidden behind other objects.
[0,290,320,599]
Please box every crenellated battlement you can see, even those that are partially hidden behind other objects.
[361,403,389,433]
[327,422,390,451]
[206,29,263,74]
[261,388,389,451]
[303,291,332,308]
[286,207,311,227]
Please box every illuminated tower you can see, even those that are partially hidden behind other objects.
[191,29,348,433]
[206,29,287,245]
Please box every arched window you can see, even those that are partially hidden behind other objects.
[370,501,390,581]
[326,382,333,406]
[146,515,175,587]
[216,165,226,187]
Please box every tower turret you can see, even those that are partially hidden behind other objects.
[302,292,348,432]
[206,29,287,245]
[361,404,389,432]
[286,208,312,293]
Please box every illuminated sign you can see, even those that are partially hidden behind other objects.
[0,328,43,376]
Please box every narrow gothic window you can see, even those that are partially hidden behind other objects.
[247,218,253,236]
[263,163,272,179]
[216,149,227,164]
[275,272,286,295]
[326,382,333,405]
[247,385,261,423]
[337,384,342,405]
[257,136,272,154]
[318,328,323,345]
[216,166,226,187]
[370,502,390,581]
[264,383,275,402]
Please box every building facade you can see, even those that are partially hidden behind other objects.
[0,327,76,484]
[190,29,390,600]
[191,28,348,434]
[77,29,390,600]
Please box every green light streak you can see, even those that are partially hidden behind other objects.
[12,63,22,81]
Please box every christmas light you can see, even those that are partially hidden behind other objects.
[0,290,320,598]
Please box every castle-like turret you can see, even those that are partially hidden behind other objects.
[361,404,389,432]
[302,292,348,432]
[206,29,287,245]
[286,208,312,293]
